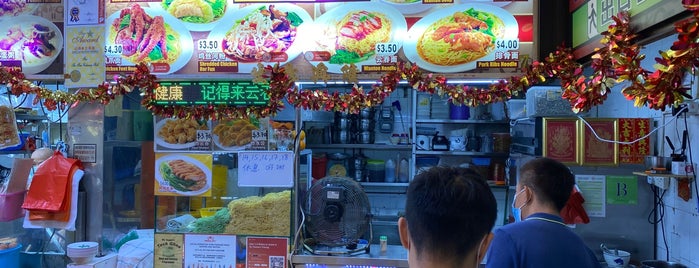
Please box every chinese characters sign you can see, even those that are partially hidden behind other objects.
[155,81,270,106]
[618,118,651,164]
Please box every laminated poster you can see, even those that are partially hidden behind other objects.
[575,175,606,217]
[184,234,237,267]
[65,25,106,88]
[154,233,184,268]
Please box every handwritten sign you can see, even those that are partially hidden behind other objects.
[238,151,294,187]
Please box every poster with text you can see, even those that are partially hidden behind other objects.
[65,25,105,88]
[184,234,237,267]
[246,237,289,268]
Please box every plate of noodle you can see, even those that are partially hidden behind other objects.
[207,4,312,73]
[307,2,407,74]
[155,118,211,150]
[212,118,260,151]
[156,0,234,31]
[403,3,518,73]
[106,4,193,74]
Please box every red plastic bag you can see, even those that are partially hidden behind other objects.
[22,151,82,211]
[28,165,82,222]
[561,186,590,224]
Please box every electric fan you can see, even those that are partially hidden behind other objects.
[302,176,372,255]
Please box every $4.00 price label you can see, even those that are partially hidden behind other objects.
[197,39,220,52]
[495,38,519,51]
[375,42,399,55]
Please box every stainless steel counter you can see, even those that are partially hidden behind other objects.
[292,244,409,268]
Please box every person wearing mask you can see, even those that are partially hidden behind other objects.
[399,166,497,268]
[485,157,601,268]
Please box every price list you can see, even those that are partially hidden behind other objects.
[154,81,270,106]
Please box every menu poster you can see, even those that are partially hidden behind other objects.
[154,116,212,152]
[65,25,106,88]
[154,233,184,268]
[246,237,289,268]
[154,153,213,197]
[0,14,64,75]
[184,234,237,267]
[103,1,533,76]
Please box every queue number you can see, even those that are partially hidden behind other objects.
[375,42,399,55]
[197,39,219,51]
[495,39,519,51]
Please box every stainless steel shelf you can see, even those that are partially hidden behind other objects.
[360,182,409,187]
[15,114,49,121]
[415,151,508,157]
[415,119,509,124]
[307,144,412,150]
[0,150,30,155]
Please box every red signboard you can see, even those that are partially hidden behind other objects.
[618,118,651,164]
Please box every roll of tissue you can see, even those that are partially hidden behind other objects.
[166,214,196,231]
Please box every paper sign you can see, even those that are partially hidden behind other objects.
[154,233,184,268]
[5,158,33,193]
[575,175,606,217]
[64,26,106,88]
[72,144,97,163]
[65,0,105,25]
[606,176,637,205]
[238,151,294,187]
[246,237,289,268]
[184,234,237,267]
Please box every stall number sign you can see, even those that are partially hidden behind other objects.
[154,81,270,106]
[238,151,294,187]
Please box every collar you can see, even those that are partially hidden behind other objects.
[524,213,565,224]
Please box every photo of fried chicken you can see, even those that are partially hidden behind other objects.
[157,118,209,145]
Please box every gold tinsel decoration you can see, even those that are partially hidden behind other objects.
[284,63,298,82]
[341,63,359,84]
[251,63,267,84]
[311,62,330,84]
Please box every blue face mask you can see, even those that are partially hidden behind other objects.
[511,188,526,222]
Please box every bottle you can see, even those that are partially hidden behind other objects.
[385,159,396,183]
[398,158,409,182]
[380,235,388,254]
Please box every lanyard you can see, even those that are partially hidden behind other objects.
[526,217,567,226]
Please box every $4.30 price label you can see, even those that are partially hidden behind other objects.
[197,39,220,52]
[375,42,399,55]
[104,44,123,55]
[495,38,519,51]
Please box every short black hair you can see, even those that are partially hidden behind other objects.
[404,166,497,264]
[519,157,574,211]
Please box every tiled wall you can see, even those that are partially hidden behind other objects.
[596,33,699,267]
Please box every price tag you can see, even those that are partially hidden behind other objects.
[251,130,267,141]
[197,39,220,51]
[375,42,399,55]
[104,44,123,55]
[495,39,519,51]
[196,130,212,142]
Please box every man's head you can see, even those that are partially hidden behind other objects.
[399,166,497,267]
[516,157,575,213]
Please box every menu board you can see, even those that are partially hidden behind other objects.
[104,0,533,76]
[154,152,213,196]
[0,1,65,75]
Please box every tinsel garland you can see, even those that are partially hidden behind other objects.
[2,5,698,120]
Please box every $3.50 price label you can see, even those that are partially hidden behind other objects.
[375,42,399,55]
[197,39,220,52]
[495,38,519,51]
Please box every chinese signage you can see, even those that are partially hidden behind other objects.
[570,0,686,58]
[154,81,270,106]
[618,118,651,164]
[238,151,294,187]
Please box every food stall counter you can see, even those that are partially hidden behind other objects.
[292,244,408,268]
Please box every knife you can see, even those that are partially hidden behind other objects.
[665,136,676,154]
[681,130,688,157]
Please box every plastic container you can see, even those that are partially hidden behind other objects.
[385,159,396,183]
[506,99,526,119]
[449,103,470,120]
[367,159,385,182]
[0,244,21,267]
[398,158,409,183]
[0,191,27,222]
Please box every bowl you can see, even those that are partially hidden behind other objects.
[199,207,223,217]
[603,250,631,268]
[645,156,672,170]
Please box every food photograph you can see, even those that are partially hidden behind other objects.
[154,153,213,196]
[155,117,211,150]
[0,15,63,74]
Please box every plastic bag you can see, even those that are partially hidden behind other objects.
[22,150,83,211]
[0,95,21,150]
[561,186,590,224]
[27,164,82,222]
[23,169,84,230]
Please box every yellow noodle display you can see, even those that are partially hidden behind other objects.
[336,11,391,57]
[417,8,505,66]
[225,190,291,236]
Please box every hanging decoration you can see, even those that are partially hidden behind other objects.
[2,4,698,120]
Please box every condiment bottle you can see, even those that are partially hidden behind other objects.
[380,235,388,253]
[385,159,396,183]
